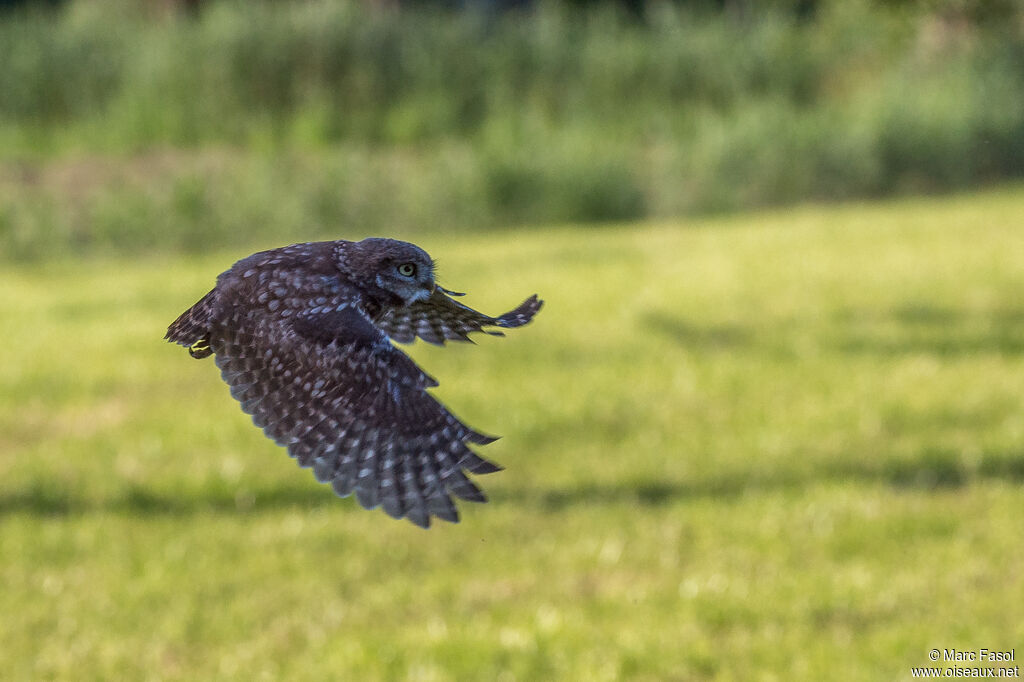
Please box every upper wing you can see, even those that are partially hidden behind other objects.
[212,304,502,528]
[374,288,543,345]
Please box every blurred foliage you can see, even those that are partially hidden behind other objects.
[0,0,1022,257]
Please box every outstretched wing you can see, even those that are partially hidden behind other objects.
[375,288,544,345]
[212,304,502,528]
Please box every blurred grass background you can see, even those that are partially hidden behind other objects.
[2,0,1024,680]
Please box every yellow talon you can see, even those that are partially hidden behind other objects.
[188,338,212,358]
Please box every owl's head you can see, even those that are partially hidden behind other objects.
[344,238,436,306]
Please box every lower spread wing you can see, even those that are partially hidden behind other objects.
[374,288,543,345]
[212,304,501,528]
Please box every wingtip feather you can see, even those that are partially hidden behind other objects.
[406,509,432,529]
[495,294,544,329]
[428,495,460,523]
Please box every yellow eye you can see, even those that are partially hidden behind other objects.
[397,263,416,277]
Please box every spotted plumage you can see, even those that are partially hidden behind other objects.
[166,238,543,528]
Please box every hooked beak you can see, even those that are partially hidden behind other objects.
[408,281,435,304]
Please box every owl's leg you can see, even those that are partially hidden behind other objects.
[188,335,213,359]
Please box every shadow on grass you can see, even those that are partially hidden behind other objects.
[4,449,1024,518]
[644,312,753,351]
[648,304,1024,357]
[836,304,1024,357]
[0,482,330,518]
[505,448,1024,511]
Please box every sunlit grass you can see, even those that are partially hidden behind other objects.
[2,188,1024,680]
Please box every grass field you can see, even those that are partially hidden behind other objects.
[2,188,1024,680]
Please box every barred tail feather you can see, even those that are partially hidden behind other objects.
[166,289,218,351]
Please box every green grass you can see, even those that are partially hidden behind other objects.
[2,188,1024,680]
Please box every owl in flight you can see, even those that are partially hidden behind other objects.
[166,238,543,528]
